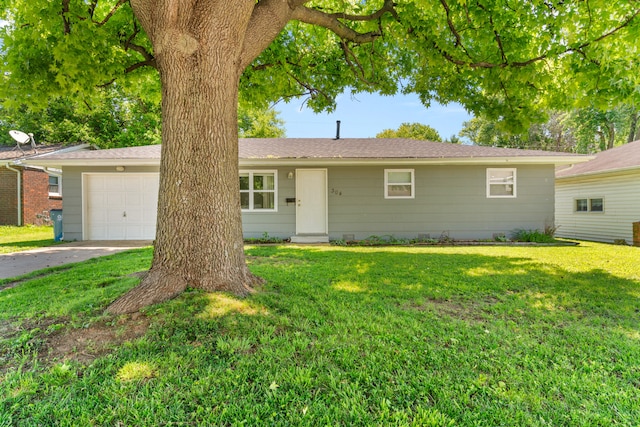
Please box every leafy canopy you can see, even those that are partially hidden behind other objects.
[376,122,442,141]
[460,106,639,153]
[1,1,639,130]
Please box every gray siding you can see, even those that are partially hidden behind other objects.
[327,165,555,240]
[555,171,640,244]
[241,167,296,238]
[61,164,556,242]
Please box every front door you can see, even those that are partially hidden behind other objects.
[295,169,328,236]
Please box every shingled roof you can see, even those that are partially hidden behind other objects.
[556,140,640,178]
[0,144,64,162]
[0,143,93,164]
[27,138,589,166]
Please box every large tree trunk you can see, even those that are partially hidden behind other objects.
[108,1,260,314]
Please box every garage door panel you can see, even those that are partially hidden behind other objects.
[106,225,126,240]
[85,173,159,240]
[125,207,145,222]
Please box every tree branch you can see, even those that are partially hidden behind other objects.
[475,3,507,63]
[125,42,155,64]
[439,0,462,47]
[124,58,157,73]
[240,0,397,71]
[239,0,308,71]
[62,0,71,34]
[340,41,375,86]
[286,71,333,106]
[291,6,385,44]
[434,6,640,69]
[88,0,99,20]
[327,0,398,22]
[94,0,128,27]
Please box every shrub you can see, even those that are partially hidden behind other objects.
[244,232,285,244]
[510,228,556,243]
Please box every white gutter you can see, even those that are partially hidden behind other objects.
[556,165,640,180]
[28,155,593,168]
[239,156,593,167]
[4,163,22,226]
[25,159,160,168]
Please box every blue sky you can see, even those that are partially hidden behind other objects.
[274,92,473,140]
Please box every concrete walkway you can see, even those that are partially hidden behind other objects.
[0,241,152,280]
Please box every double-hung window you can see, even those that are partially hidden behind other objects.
[384,169,414,199]
[240,171,277,211]
[487,168,516,198]
[48,174,62,197]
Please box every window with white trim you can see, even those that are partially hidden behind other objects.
[575,197,604,213]
[240,171,277,211]
[487,168,516,198]
[384,169,414,199]
[575,198,588,212]
[48,174,61,197]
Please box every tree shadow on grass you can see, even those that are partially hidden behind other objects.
[3,245,639,426]
[245,246,640,324]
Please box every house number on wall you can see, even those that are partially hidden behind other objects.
[330,188,342,196]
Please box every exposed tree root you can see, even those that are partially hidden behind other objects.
[193,267,263,296]
[106,266,264,315]
[107,268,188,314]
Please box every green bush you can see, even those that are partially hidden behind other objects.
[510,228,556,243]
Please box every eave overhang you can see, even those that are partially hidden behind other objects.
[25,155,592,169]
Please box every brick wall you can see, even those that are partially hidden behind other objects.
[0,167,19,225]
[22,168,62,225]
[0,166,62,226]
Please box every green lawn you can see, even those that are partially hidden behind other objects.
[1,242,639,426]
[0,225,58,254]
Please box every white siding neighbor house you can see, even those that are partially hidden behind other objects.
[555,140,640,245]
[26,138,588,242]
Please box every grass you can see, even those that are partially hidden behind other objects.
[1,242,639,426]
[0,225,59,254]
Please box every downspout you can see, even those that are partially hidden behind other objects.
[5,164,23,226]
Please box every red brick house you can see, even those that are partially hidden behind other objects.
[0,144,90,226]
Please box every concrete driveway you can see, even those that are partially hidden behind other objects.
[0,241,152,280]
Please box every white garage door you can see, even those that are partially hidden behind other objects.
[84,173,159,240]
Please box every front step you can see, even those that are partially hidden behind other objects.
[290,235,330,243]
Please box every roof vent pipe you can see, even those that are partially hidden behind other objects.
[335,120,341,140]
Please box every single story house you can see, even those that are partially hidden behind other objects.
[26,138,589,242]
[0,143,90,226]
[555,140,640,245]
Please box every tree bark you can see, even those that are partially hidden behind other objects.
[628,111,639,143]
[108,1,261,314]
[606,123,616,150]
[106,0,386,314]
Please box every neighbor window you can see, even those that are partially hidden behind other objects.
[590,198,604,212]
[575,197,604,213]
[575,199,588,212]
[48,175,61,197]
[385,169,414,199]
[240,171,277,211]
[487,168,516,198]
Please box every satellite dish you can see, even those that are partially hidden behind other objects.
[9,130,31,144]
[9,130,38,154]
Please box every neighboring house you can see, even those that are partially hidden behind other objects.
[26,138,588,242]
[0,144,91,226]
[555,140,640,244]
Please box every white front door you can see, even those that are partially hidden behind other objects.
[295,169,328,236]
[84,173,159,240]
